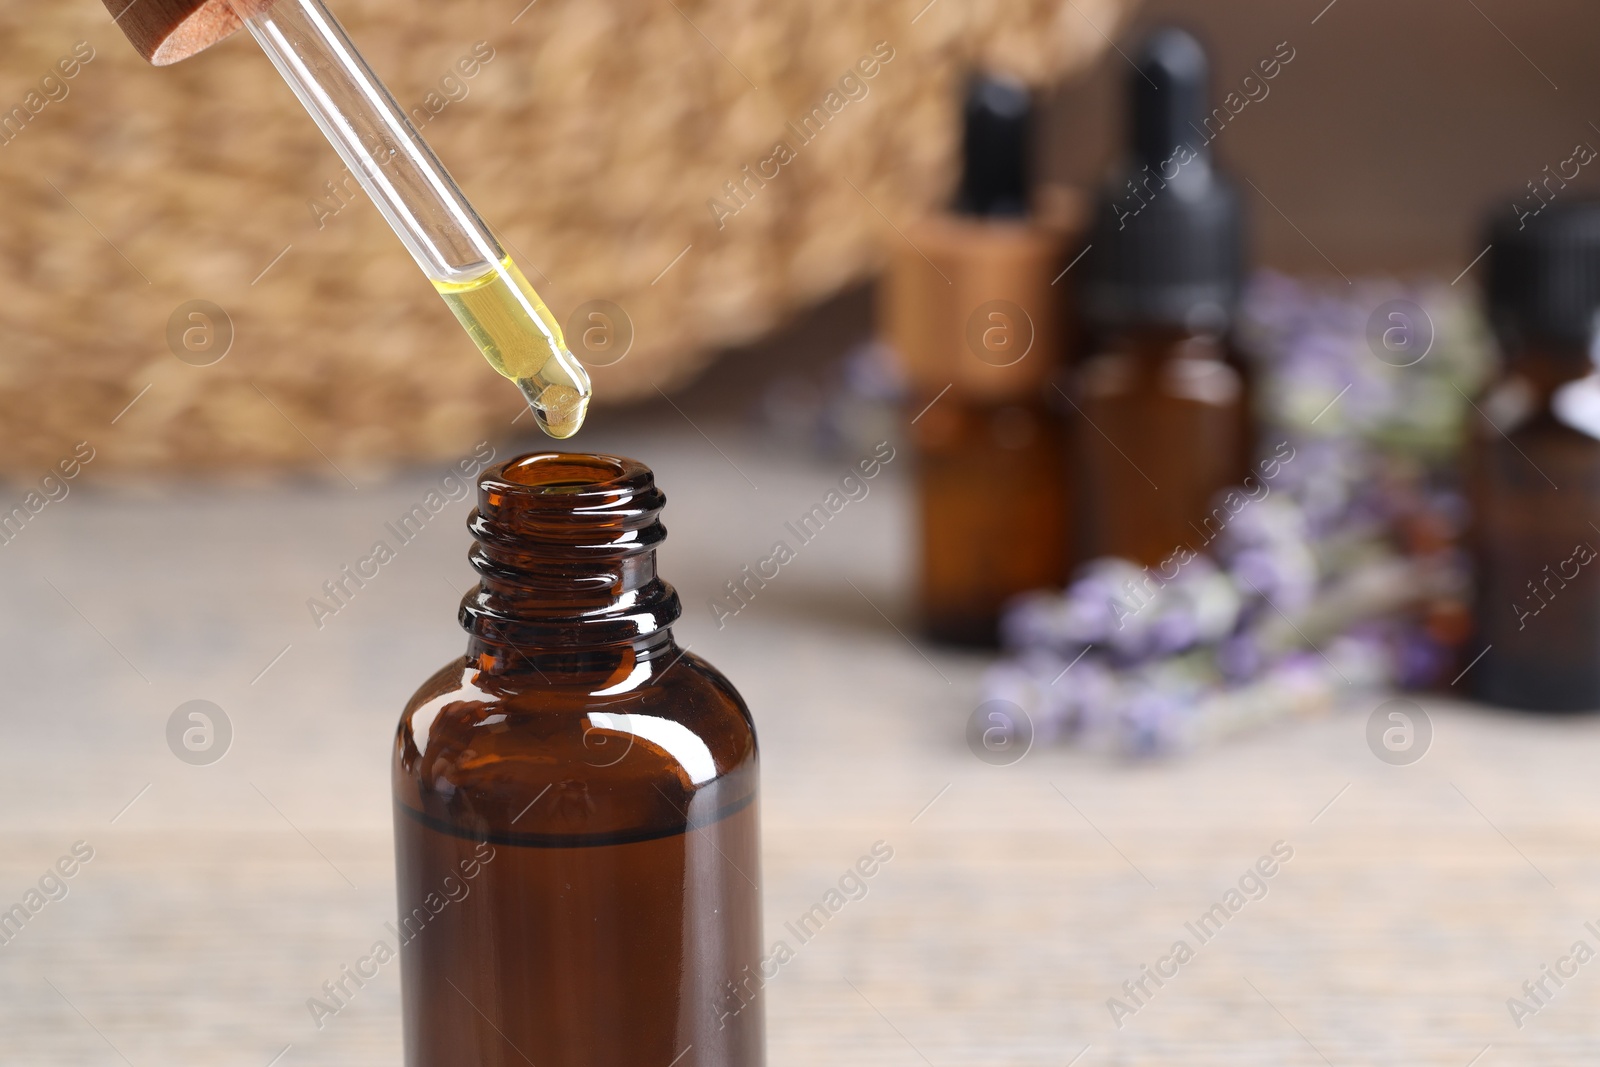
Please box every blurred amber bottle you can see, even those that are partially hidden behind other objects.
[1469,203,1600,711]
[393,453,764,1065]
[1073,28,1251,568]
[884,75,1077,646]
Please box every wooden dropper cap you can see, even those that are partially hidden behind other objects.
[883,76,1082,401]
[102,0,243,66]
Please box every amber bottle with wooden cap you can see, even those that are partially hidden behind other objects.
[1073,27,1251,568]
[1470,202,1600,711]
[394,453,764,1066]
[884,75,1076,646]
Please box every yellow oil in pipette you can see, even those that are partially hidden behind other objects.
[435,257,593,439]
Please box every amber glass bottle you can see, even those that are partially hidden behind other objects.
[1470,203,1600,711]
[911,398,1070,644]
[393,453,765,1065]
[885,75,1076,645]
[1074,327,1247,565]
[1075,28,1250,567]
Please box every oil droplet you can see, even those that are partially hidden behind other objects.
[519,377,589,440]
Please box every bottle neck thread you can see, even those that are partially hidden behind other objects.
[460,453,681,673]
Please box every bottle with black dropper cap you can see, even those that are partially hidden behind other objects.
[1072,26,1252,568]
[1469,200,1600,710]
[882,73,1081,645]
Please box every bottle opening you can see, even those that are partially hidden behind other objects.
[500,452,634,492]
[473,451,667,544]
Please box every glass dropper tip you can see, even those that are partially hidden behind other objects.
[235,0,595,439]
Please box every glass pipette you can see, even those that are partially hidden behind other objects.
[231,0,591,438]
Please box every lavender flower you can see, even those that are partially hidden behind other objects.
[986,271,1488,758]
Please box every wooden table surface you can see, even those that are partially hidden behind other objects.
[4,423,1599,1066]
